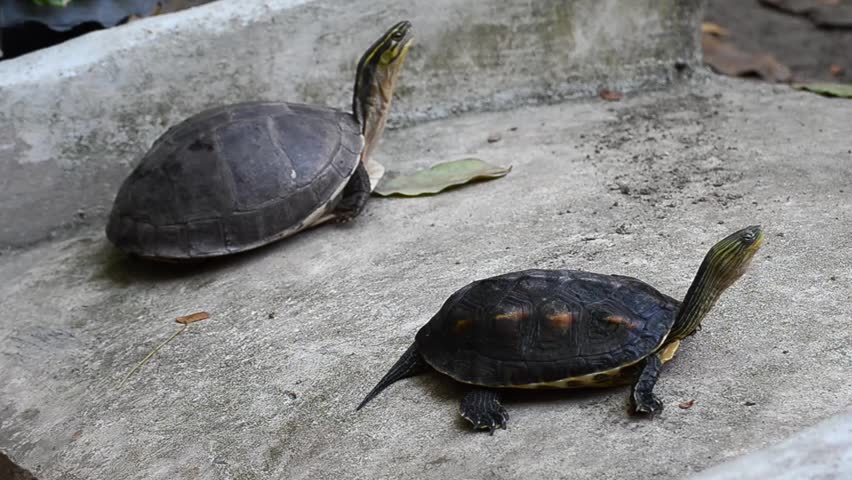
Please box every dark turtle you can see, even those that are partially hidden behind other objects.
[358,226,765,433]
[106,21,413,260]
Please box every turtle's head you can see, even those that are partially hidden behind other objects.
[352,21,413,163]
[671,226,765,339]
[702,225,765,290]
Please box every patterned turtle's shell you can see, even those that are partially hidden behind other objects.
[416,269,681,387]
[106,101,363,259]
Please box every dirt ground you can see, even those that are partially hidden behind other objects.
[705,0,852,82]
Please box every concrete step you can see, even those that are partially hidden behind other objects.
[690,411,852,480]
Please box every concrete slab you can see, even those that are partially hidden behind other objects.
[0,0,703,248]
[1,76,850,479]
[690,411,852,480]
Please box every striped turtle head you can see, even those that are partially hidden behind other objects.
[352,21,413,164]
[671,225,765,339]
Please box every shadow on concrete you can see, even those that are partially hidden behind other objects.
[88,233,300,286]
[0,451,38,480]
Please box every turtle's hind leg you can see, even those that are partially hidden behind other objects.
[357,343,431,410]
[335,162,371,223]
[631,353,664,416]
[459,389,509,434]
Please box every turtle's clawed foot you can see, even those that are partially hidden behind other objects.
[334,163,370,224]
[632,354,664,417]
[632,391,664,416]
[460,389,509,434]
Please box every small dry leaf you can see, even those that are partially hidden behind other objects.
[830,64,844,77]
[760,0,852,27]
[679,400,695,409]
[487,132,503,143]
[365,158,386,192]
[701,22,730,37]
[176,311,210,324]
[702,33,792,83]
[599,89,623,101]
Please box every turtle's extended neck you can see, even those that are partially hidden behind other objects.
[351,21,412,166]
[358,58,406,164]
[670,257,730,339]
[670,226,764,339]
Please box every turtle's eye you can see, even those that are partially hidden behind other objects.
[391,30,404,42]
[741,230,755,244]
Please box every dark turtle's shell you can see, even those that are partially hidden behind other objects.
[415,269,680,387]
[106,101,363,259]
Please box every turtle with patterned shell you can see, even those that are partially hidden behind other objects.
[358,226,765,433]
[106,21,413,260]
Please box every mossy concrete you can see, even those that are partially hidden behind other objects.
[1,77,850,479]
[0,0,704,248]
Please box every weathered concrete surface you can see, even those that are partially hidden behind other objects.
[691,411,852,480]
[1,76,851,480]
[0,0,703,248]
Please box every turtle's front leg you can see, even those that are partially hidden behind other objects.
[459,389,509,434]
[631,353,664,415]
[334,162,371,223]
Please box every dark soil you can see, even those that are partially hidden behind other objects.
[705,0,852,82]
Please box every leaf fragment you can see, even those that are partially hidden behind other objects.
[364,159,386,192]
[176,311,210,324]
[118,312,212,388]
[679,399,695,409]
[599,89,623,101]
[759,0,852,28]
[701,22,730,37]
[31,0,73,6]
[794,82,852,98]
[702,32,791,83]
[373,158,511,197]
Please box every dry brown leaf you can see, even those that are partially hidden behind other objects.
[701,22,730,37]
[599,89,623,101]
[830,64,844,76]
[176,311,210,324]
[679,400,695,409]
[119,310,213,387]
[702,33,792,83]
[759,0,852,28]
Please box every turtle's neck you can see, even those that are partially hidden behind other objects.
[358,58,404,165]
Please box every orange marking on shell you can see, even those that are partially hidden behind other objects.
[495,310,526,321]
[546,312,575,327]
[453,319,473,334]
[606,315,639,330]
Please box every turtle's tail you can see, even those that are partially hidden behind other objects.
[357,343,430,410]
